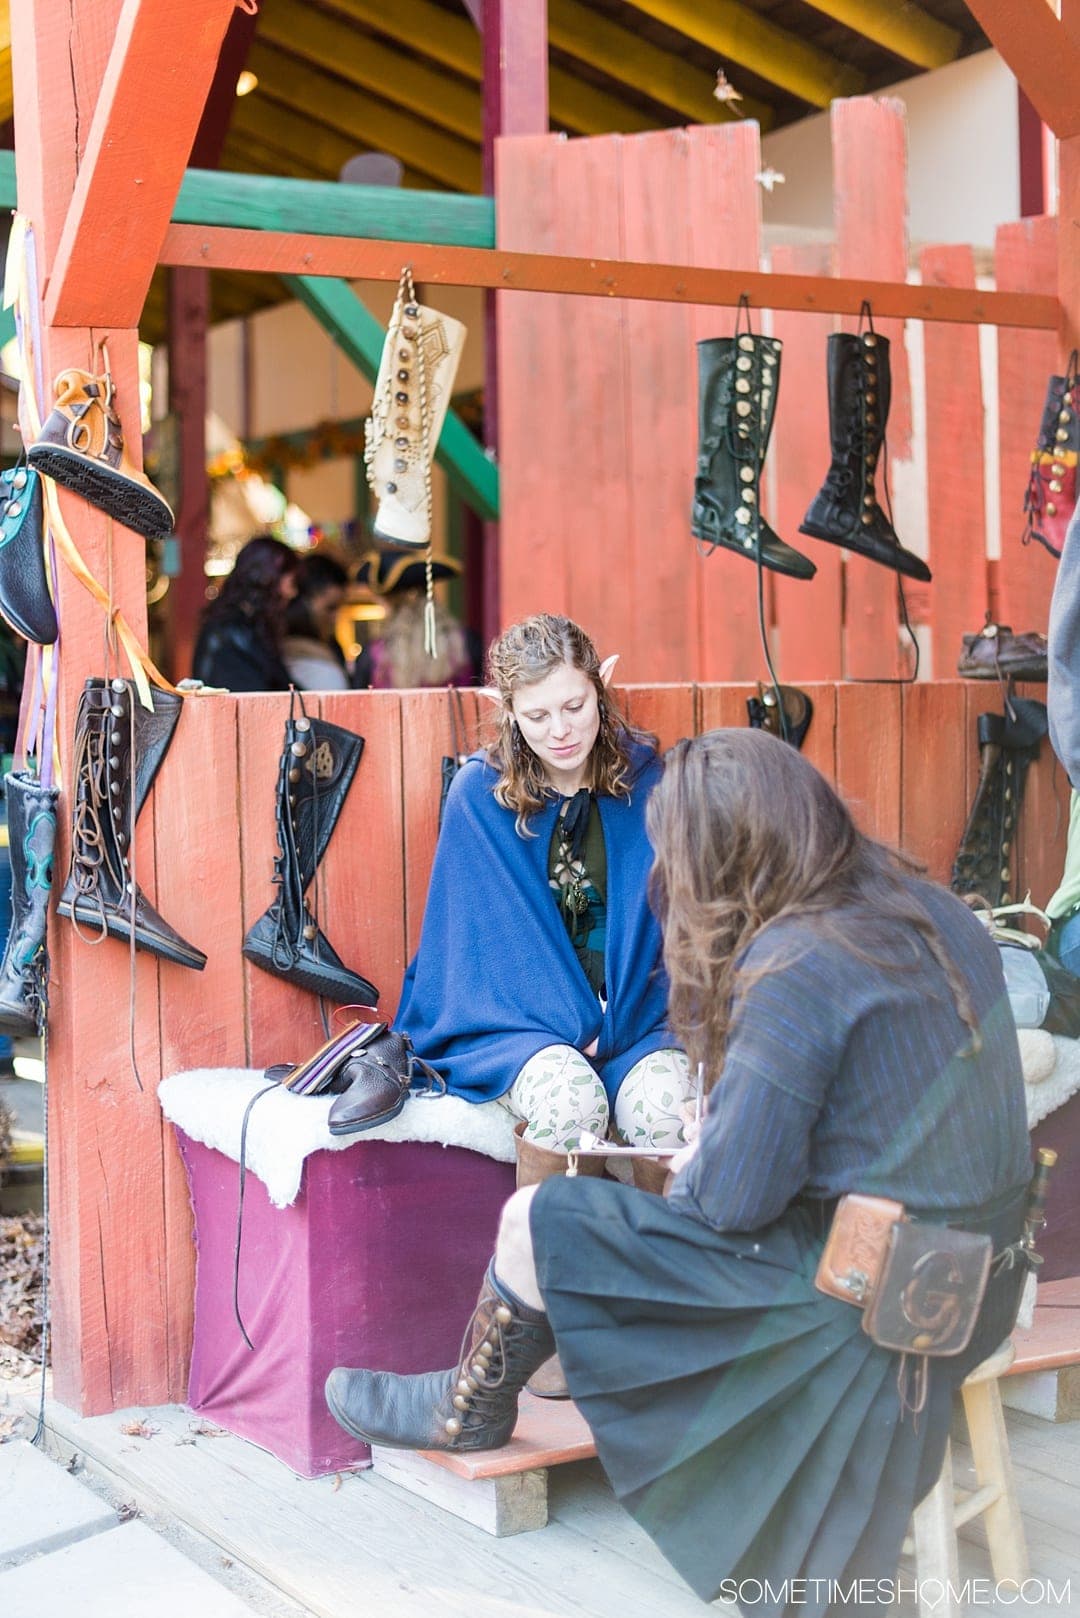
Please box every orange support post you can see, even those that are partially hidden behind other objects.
[45,0,237,329]
[11,0,226,1414]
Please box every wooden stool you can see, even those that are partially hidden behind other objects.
[907,1340,1028,1618]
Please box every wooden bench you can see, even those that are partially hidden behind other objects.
[1003,1275,1080,1422]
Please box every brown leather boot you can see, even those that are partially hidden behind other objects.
[28,367,173,539]
[512,1121,603,1396]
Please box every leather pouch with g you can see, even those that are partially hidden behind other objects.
[862,1220,992,1356]
[815,1192,992,1357]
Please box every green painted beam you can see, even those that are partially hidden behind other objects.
[0,303,14,352]
[0,153,493,246]
[175,167,494,246]
[284,274,499,522]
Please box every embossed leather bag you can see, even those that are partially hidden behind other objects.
[814,1192,991,1357]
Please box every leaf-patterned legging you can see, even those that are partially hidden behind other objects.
[498,1044,696,1152]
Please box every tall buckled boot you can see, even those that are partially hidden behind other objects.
[242,710,379,1005]
[325,1260,555,1453]
[56,678,207,969]
[365,268,466,551]
[0,772,60,1037]
[950,699,1048,907]
[692,333,816,579]
[1022,352,1080,560]
[0,466,58,645]
[28,366,173,540]
[799,330,931,582]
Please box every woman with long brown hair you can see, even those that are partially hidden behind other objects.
[327,728,1032,1613]
[331,614,696,1164]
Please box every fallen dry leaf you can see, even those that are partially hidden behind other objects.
[119,1419,159,1439]
[188,1419,227,1438]
[331,1472,343,1492]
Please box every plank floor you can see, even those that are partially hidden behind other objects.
[29,1394,1080,1618]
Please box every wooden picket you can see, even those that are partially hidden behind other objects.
[995,215,1060,637]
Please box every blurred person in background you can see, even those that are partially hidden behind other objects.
[283,552,350,691]
[351,550,480,690]
[193,534,299,692]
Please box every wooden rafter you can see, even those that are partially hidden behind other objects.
[547,0,772,129]
[0,0,11,124]
[231,94,368,182]
[222,134,329,183]
[45,0,238,328]
[965,0,1080,138]
[159,223,1058,330]
[319,0,767,131]
[247,38,482,191]
[796,0,960,69]
[625,0,864,109]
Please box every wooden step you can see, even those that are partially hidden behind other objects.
[369,1393,596,1536]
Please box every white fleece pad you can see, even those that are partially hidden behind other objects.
[1022,1033,1080,1129]
[158,1068,517,1210]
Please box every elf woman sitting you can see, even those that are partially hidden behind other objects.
[331,613,696,1174]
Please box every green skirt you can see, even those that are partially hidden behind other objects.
[529,1178,1026,1618]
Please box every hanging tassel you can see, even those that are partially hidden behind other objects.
[423,549,438,659]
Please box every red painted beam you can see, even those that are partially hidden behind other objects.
[965,0,1080,139]
[156,223,1060,330]
[44,0,237,328]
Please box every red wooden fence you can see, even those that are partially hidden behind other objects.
[496,110,1061,684]
[49,682,1068,1414]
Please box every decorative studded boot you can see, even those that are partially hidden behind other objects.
[28,364,173,540]
[0,465,57,645]
[691,328,816,579]
[0,772,59,1037]
[950,699,1048,907]
[800,326,931,582]
[56,678,206,969]
[365,267,466,552]
[242,705,379,1005]
[325,1261,556,1453]
[1022,352,1080,560]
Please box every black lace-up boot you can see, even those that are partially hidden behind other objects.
[950,700,1048,907]
[55,678,206,969]
[800,330,931,582]
[325,1262,555,1452]
[242,708,379,1005]
[0,772,59,1036]
[692,332,816,580]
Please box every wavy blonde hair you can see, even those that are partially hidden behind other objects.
[484,614,652,834]
[647,729,980,1084]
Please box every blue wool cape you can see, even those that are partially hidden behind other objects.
[396,740,674,1103]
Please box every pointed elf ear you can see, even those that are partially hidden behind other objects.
[599,655,620,686]
[476,686,503,705]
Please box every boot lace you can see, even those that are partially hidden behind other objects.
[66,717,116,941]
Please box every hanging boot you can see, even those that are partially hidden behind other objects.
[950,699,1048,907]
[799,328,931,582]
[0,772,60,1037]
[692,331,816,579]
[242,706,379,1005]
[0,466,58,645]
[56,678,206,969]
[1022,351,1080,560]
[28,364,173,540]
[747,682,814,750]
[365,267,466,551]
[325,1260,555,1453]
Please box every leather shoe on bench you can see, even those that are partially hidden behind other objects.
[326,1024,445,1136]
